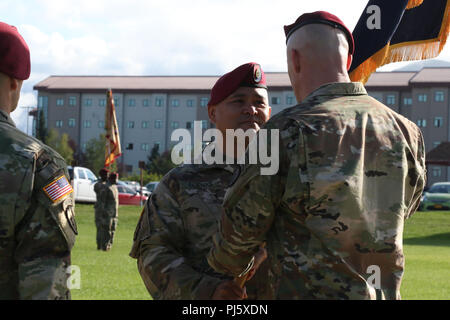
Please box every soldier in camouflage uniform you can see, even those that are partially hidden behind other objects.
[0,22,77,300]
[100,172,119,251]
[94,168,109,250]
[130,62,273,300]
[207,12,426,300]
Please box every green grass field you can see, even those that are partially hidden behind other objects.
[71,204,450,300]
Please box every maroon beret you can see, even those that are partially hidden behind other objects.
[284,11,354,55]
[208,62,267,107]
[0,22,31,80]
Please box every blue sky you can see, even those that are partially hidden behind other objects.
[3,0,450,133]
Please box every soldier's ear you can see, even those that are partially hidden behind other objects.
[208,104,217,124]
[347,54,353,71]
[290,48,301,74]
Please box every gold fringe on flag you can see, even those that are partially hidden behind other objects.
[406,0,424,10]
[350,1,450,84]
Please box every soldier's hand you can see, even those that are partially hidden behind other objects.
[246,246,268,281]
[212,280,248,300]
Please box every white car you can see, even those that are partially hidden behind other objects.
[68,166,98,203]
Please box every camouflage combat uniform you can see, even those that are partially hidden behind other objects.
[0,109,77,300]
[130,162,274,300]
[100,182,118,250]
[207,82,426,300]
[94,179,108,250]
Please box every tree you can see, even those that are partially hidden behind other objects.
[45,128,74,165]
[146,145,176,176]
[84,134,117,175]
[36,109,47,143]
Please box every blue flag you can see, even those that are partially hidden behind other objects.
[350,0,449,83]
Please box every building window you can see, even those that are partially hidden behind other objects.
[143,99,150,107]
[68,119,76,128]
[417,119,427,127]
[98,121,105,128]
[435,91,445,102]
[386,95,396,105]
[200,98,208,107]
[154,142,161,150]
[155,98,164,107]
[141,143,150,152]
[126,143,134,150]
[202,120,208,129]
[434,117,443,128]
[155,120,162,129]
[171,121,179,129]
[83,120,91,128]
[126,165,133,173]
[56,98,64,106]
[99,99,106,107]
[271,97,280,105]
[171,99,180,107]
[114,98,120,106]
[84,98,92,107]
[127,121,135,129]
[403,97,412,106]
[286,96,294,105]
[55,120,63,128]
[432,167,442,177]
[69,96,77,106]
[38,96,49,108]
[82,143,87,153]
[128,99,136,107]
[142,121,149,128]
[418,94,428,102]
[187,99,194,107]
[186,121,192,129]
[433,141,441,149]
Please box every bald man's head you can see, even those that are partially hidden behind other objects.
[286,24,352,102]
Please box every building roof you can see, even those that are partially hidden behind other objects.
[426,142,450,166]
[33,68,450,92]
[410,67,450,84]
[364,72,416,87]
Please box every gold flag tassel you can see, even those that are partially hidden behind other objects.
[350,1,450,84]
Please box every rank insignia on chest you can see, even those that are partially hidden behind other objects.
[43,175,73,203]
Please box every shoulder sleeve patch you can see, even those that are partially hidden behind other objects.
[43,175,73,203]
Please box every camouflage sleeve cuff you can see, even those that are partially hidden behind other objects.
[207,244,255,278]
[192,275,227,300]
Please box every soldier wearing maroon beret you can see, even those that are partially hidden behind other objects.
[0,22,77,299]
[130,62,273,300]
[208,11,426,300]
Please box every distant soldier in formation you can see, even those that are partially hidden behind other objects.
[207,11,426,300]
[0,22,77,299]
[130,62,273,300]
[100,172,119,251]
[94,168,109,250]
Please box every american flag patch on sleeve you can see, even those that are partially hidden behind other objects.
[43,175,74,203]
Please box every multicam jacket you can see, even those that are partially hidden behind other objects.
[207,82,426,300]
[130,162,274,299]
[0,109,77,300]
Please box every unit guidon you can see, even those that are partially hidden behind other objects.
[43,175,73,203]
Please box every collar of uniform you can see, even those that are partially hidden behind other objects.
[0,109,16,127]
[303,82,367,103]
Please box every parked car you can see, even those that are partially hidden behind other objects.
[68,166,98,203]
[419,182,450,211]
[118,180,150,197]
[145,181,159,193]
[117,184,148,205]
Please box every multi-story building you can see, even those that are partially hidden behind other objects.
[34,68,450,184]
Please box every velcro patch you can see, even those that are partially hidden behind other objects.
[43,175,73,203]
